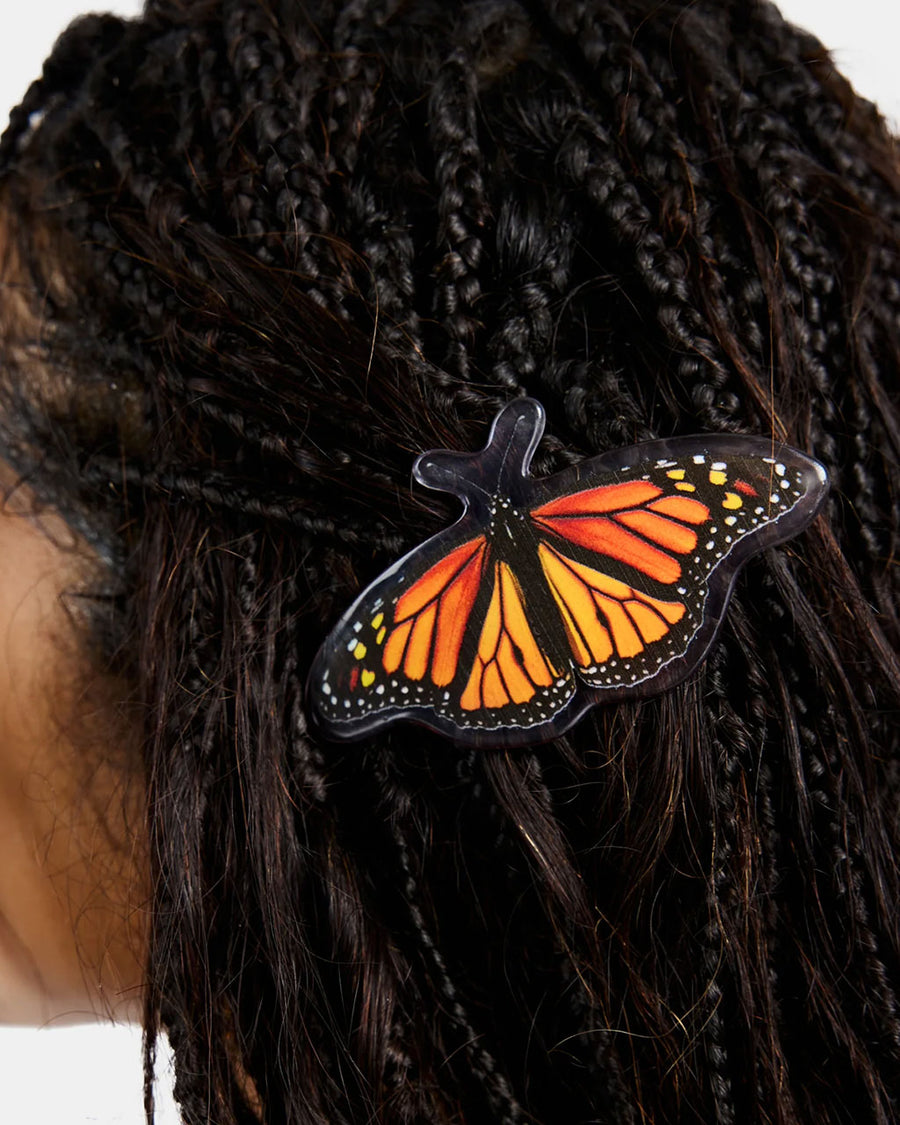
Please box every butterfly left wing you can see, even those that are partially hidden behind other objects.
[309,532,495,742]
[309,530,577,745]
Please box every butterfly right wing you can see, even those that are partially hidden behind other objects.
[530,482,709,681]
[528,442,826,697]
[537,540,690,668]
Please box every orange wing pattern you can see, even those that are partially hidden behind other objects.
[382,536,487,686]
[538,542,685,667]
[310,397,828,748]
[459,561,557,711]
[532,483,709,584]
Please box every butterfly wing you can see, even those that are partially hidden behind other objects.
[309,532,494,741]
[527,437,828,698]
[309,529,576,745]
[458,559,565,714]
[382,536,487,687]
[537,539,690,669]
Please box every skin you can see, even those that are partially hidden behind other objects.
[0,480,145,1025]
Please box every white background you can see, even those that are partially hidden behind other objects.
[0,1,897,1122]
[5,0,896,129]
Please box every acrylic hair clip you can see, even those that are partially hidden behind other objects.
[308,398,828,748]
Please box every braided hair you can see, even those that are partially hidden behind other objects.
[1,1,899,1121]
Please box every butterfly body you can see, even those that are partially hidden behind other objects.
[309,399,827,747]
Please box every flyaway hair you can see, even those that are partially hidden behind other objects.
[0,1,898,1123]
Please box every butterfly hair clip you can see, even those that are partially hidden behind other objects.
[309,399,827,748]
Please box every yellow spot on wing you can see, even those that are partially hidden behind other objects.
[371,612,384,629]
[361,669,375,687]
[722,492,742,510]
[708,470,727,485]
[666,468,685,480]
[353,642,367,660]
[675,482,696,492]
[376,626,387,644]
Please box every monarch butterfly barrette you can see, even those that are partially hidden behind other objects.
[309,399,827,748]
